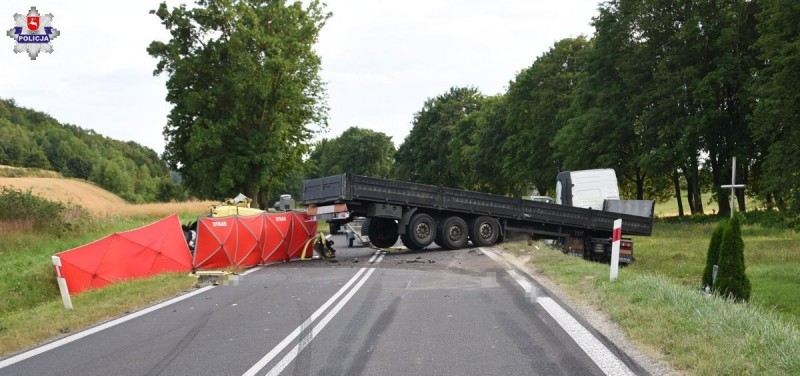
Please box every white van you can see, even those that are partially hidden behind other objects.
[556,169,620,210]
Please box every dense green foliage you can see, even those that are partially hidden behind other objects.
[0,99,181,203]
[715,214,751,301]
[395,0,799,220]
[0,186,89,235]
[148,0,329,209]
[308,127,395,179]
[394,87,484,187]
[702,221,725,288]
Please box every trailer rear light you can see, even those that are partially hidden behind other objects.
[307,204,348,221]
[621,241,633,248]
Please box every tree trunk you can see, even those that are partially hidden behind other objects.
[685,158,703,215]
[691,178,704,215]
[635,168,645,200]
[738,161,747,213]
[711,155,731,217]
[673,170,684,217]
[245,172,260,209]
[258,188,270,211]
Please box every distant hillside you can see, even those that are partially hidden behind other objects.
[0,98,184,203]
[0,176,213,217]
[0,177,127,214]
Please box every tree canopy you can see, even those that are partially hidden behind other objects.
[0,98,177,203]
[308,127,396,179]
[148,0,329,208]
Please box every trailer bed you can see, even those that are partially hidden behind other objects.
[302,174,653,236]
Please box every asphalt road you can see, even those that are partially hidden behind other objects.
[0,235,648,376]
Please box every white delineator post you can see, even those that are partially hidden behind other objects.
[610,219,622,281]
[51,256,73,310]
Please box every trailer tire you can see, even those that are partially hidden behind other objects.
[406,213,436,249]
[469,216,499,247]
[438,216,468,250]
[400,233,424,250]
[365,218,398,249]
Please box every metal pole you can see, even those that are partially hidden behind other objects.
[730,156,736,219]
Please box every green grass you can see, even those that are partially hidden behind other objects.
[505,221,800,374]
[653,191,763,217]
[0,214,201,357]
[631,222,800,325]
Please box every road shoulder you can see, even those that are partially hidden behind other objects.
[489,247,682,376]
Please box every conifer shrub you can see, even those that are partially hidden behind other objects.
[702,221,726,288]
[714,214,751,302]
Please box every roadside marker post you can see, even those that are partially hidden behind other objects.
[610,219,622,281]
[51,256,73,310]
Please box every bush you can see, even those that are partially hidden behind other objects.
[714,213,751,302]
[0,186,89,235]
[702,221,726,288]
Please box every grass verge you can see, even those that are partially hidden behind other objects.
[0,214,201,357]
[0,273,195,357]
[504,224,800,375]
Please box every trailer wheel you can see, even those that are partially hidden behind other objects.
[469,216,499,247]
[438,216,468,250]
[365,218,398,249]
[406,213,436,249]
[400,233,424,250]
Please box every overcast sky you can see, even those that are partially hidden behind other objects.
[2,1,599,154]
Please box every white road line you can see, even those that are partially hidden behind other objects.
[242,266,262,276]
[374,252,385,264]
[506,269,538,299]
[241,268,367,376]
[481,248,634,376]
[538,297,635,376]
[243,250,383,376]
[0,285,215,369]
[480,247,502,263]
[367,251,381,264]
[265,268,377,376]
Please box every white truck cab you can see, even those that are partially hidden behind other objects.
[556,169,620,210]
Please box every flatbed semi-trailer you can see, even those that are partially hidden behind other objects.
[302,173,654,263]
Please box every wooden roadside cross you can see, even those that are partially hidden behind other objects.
[720,156,746,218]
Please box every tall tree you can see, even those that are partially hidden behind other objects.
[148,0,329,208]
[394,87,484,187]
[449,95,514,194]
[502,37,591,197]
[751,0,800,212]
[554,1,652,199]
[308,127,396,179]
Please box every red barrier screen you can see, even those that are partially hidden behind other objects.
[193,216,236,269]
[55,215,192,295]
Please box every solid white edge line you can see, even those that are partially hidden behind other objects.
[265,268,377,376]
[479,247,502,263]
[538,297,634,376]
[241,267,368,376]
[0,285,216,369]
[483,247,633,375]
[242,266,262,276]
[506,269,535,295]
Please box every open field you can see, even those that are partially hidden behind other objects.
[0,177,215,217]
[654,191,764,217]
